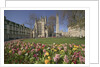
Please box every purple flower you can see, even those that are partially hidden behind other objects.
[33,54,37,58]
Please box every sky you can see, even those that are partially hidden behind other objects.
[4,10,68,32]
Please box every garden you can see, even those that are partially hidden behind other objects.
[4,37,85,64]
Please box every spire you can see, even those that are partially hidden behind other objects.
[56,13,59,33]
[56,13,59,37]
[45,16,47,24]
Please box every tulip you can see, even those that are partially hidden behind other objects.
[79,56,85,63]
[43,49,46,53]
[18,50,22,55]
[53,54,60,62]
[69,44,72,48]
[64,55,69,63]
[33,54,37,58]
[45,59,49,64]
[25,46,28,50]
[31,49,34,52]
[64,47,67,52]
[17,48,19,51]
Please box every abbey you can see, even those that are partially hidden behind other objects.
[32,14,85,38]
[32,16,48,38]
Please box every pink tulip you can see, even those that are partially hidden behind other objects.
[64,55,69,63]
[58,47,62,50]
[79,56,85,63]
[53,57,58,62]
[69,44,72,48]
[25,46,28,50]
[18,50,22,55]
[42,45,45,47]
[82,44,85,47]
[31,49,34,52]
[12,51,15,54]
[17,48,19,51]
[53,54,60,62]
[43,49,46,53]
[12,48,15,51]
[17,43,19,46]
[82,48,85,51]
[64,47,67,52]
[55,54,60,58]
[35,49,38,52]
[62,44,65,47]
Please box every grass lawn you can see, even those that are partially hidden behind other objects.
[22,37,85,45]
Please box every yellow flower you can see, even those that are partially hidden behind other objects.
[60,50,64,54]
[71,62,74,64]
[51,48,53,51]
[61,50,64,52]
[58,44,61,47]
[31,44,33,46]
[68,50,72,55]
[48,56,51,60]
[42,47,44,49]
[22,50,26,53]
[74,45,79,48]
[45,59,49,64]
[54,49,57,52]
[55,44,57,46]
[45,52,49,56]
[9,50,12,53]
[73,48,77,51]
[44,54,46,57]
[79,45,82,49]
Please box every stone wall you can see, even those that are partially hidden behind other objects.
[68,27,85,37]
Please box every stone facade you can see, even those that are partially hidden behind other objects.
[4,17,32,41]
[33,16,48,38]
[68,27,85,37]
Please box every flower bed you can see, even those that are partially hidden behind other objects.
[4,40,85,64]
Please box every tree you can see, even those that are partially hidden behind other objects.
[62,10,85,38]
[47,16,56,37]
[24,13,37,29]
